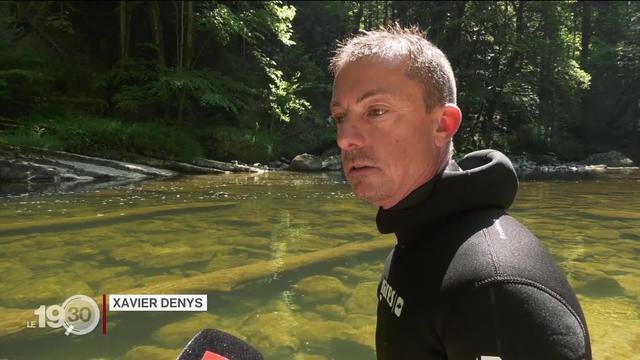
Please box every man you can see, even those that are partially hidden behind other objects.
[329,26,591,360]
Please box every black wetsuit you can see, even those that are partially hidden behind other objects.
[375,150,591,360]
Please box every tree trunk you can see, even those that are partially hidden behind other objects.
[580,1,592,68]
[505,1,525,73]
[184,0,193,70]
[14,1,25,22]
[383,1,389,25]
[353,1,363,32]
[176,1,193,123]
[119,1,131,66]
[148,1,165,67]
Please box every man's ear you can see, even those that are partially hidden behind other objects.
[434,103,461,147]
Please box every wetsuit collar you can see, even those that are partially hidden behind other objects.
[376,149,519,245]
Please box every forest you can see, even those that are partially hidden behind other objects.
[1,1,638,164]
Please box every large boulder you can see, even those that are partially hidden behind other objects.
[322,155,342,171]
[289,153,323,171]
[0,160,58,182]
[581,151,634,167]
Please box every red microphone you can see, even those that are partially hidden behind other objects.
[200,351,231,360]
[177,329,263,360]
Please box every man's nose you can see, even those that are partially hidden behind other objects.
[337,119,366,151]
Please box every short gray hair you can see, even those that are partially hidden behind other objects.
[329,24,456,112]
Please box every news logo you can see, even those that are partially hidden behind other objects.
[28,294,207,336]
[31,295,100,336]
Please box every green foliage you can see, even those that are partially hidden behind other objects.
[1,0,637,163]
[111,68,250,115]
[0,32,50,114]
[0,125,63,150]
[262,1,296,46]
[199,3,249,45]
[196,126,275,163]
[3,114,204,161]
[261,60,310,123]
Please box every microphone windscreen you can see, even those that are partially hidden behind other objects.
[176,328,264,360]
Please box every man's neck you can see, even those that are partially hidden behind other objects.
[378,157,451,210]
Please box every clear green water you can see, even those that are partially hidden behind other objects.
[0,171,638,360]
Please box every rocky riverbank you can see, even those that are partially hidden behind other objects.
[0,146,264,195]
[1,146,637,196]
[284,150,638,181]
[510,151,638,180]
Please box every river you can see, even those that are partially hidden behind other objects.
[0,171,638,359]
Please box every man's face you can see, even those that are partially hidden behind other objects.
[331,57,444,209]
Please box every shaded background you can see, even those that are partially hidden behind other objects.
[1,1,638,164]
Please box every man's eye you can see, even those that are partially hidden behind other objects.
[368,108,387,118]
[331,115,344,125]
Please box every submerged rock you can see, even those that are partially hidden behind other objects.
[295,275,349,303]
[315,304,347,320]
[122,345,179,360]
[578,277,627,298]
[0,276,93,307]
[152,313,220,348]
[110,243,214,269]
[294,354,328,360]
[239,311,300,358]
[344,314,376,329]
[345,282,378,316]
[296,317,355,345]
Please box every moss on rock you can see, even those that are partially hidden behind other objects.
[152,313,220,348]
[295,275,349,303]
[122,345,179,360]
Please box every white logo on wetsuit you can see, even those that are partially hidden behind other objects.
[379,279,404,317]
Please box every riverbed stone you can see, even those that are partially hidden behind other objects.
[294,354,328,360]
[152,313,220,348]
[204,253,253,272]
[613,274,640,300]
[582,151,634,167]
[577,277,627,298]
[333,263,382,282]
[99,275,138,293]
[295,275,349,303]
[579,296,640,359]
[345,281,378,316]
[0,276,93,307]
[315,304,347,320]
[344,314,376,329]
[239,311,300,357]
[0,260,32,282]
[344,324,376,348]
[110,243,213,268]
[296,317,355,344]
[122,345,179,360]
[289,153,323,171]
[74,264,130,284]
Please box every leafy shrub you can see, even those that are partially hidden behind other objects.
[0,125,63,150]
[196,126,275,163]
[4,114,203,161]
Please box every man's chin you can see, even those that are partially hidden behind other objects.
[351,183,387,206]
